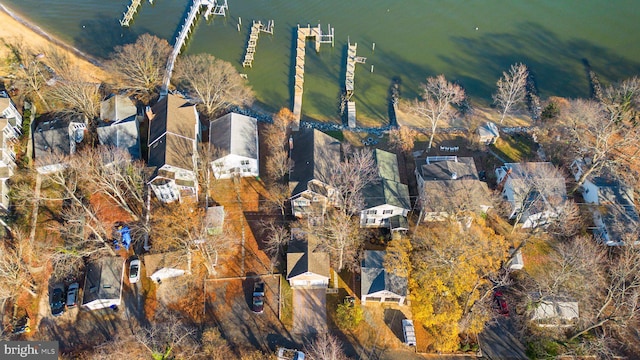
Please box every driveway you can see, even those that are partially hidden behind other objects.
[478,320,527,360]
[205,276,295,352]
[292,288,327,335]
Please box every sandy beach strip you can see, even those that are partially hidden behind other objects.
[0,1,109,81]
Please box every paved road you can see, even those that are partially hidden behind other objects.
[478,320,528,360]
[292,288,327,335]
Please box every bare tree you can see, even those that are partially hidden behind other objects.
[563,99,640,191]
[260,219,290,260]
[0,232,36,302]
[135,312,199,360]
[46,74,101,122]
[493,63,529,124]
[404,74,465,150]
[328,145,378,215]
[3,39,51,109]
[174,53,254,118]
[77,147,147,221]
[107,33,171,98]
[600,76,640,125]
[150,200,234,275]
[311,209,363,272]
[304,333,350,360]
[569,244,640,342]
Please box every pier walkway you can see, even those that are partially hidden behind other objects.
[344,40,366,127]
[120,0,154,27]
[292,24,334,129]
[242,20,274,68]
[160,0,228,96]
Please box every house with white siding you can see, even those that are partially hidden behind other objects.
[82,257,125,311]
[360,149,410,229]
[286,228,329,288]
[33,117,86,174]
[496,162,566,228]
[147,94,200,203]
[571,159,639,246]
[209,112,258,179]
[289,128,341,219]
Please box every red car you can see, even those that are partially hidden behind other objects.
[494,291,510,316]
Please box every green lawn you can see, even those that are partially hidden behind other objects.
[490,133,538,163]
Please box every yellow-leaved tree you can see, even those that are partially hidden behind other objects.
[410,215,509,352]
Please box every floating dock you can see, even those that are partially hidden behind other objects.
[160,0,228,96]
[291,24,335,129]
[242,20,274,68]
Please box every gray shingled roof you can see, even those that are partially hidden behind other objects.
[82,257,124,305]
[289,128,341,197]
[100,95,137,123]
[422,179,492,213]
[361,250,407,297]
[286,228,330,279]
[33,118,72,159]
[417,157,479,181]
[209,112,258,159]
[97,120,141,159]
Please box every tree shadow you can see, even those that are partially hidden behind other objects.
[75,14,149,59]
[444,21,640,100]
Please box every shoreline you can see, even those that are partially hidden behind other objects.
[0,1,107,81]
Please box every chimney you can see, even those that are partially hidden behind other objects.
[145,106,154,122]
[289,136,294,151]
[451,172,457,180]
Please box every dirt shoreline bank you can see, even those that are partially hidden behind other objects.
[0,1,107,81]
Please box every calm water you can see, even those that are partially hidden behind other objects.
[3,0,640,124]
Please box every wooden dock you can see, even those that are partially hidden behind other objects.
[292,24,335,129]
[344,40,365,127]
[160,0,228,96]
[242,20,274,68]
[120,0,154,27]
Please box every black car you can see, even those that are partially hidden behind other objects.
[252,281,265,313]
[50,285,65,317]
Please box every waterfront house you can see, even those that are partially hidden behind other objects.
[360,149,411,229]
[33,116,86,174]
[0,91,23,211]
[571,160,640,245]
[209,112,258,179]
[147,94,200,203]
[496,162,567,228]
[415,156,491,221]
[289,128,341,219]
[97,94,141,159]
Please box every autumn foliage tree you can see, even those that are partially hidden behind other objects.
[388,126,419,154]
[410,216,509,352]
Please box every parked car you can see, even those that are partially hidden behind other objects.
[252,281,265,313]
[129,258,141,284]
[494,291,510,316]
[50,285,65,317]
[12,308,30,334]
[277,347,305,360]
[66,282,79,308]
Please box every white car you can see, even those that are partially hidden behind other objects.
[129,259,141,284]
